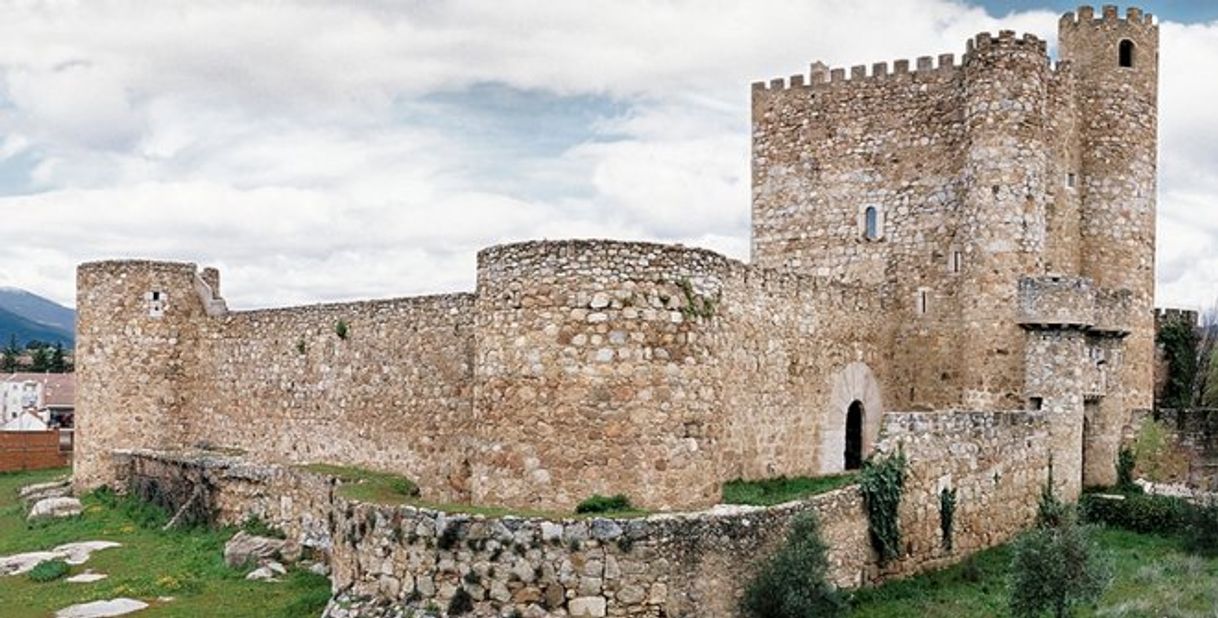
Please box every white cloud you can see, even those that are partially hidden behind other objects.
[0,0,1213,315]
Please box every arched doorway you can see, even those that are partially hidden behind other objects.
[845,400,864,470]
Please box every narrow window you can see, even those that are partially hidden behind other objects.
[1066,172,1076,189]
[951,250,962,274]
[1119,39,1134,68]
[845,400,864,470]
[864,206,880,240]
[916,288,930,316]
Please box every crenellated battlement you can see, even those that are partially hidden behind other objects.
[1060,5,1155,29]
[964,30,1048,57]
[752,30,1052,94]
[751,50,960,93]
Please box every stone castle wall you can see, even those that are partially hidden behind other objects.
[75,241,889,511]
[183,293,478,504]
[113,407,1050,617]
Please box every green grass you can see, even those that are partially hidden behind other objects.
[849,527,1218,617]
[301,463,648,519]
[722,473,859,506]
[0,468,331,618]
[299,462,419,505]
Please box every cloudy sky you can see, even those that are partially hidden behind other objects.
[0,0,1215,311]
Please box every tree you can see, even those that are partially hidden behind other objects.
[29,346,52,373]
[49,343,67,373]
[741,513,846,618]
[1,335,20,372]
[1010,469,1111,618]
[1200,300,1218,407]
[1157,315,1199,409]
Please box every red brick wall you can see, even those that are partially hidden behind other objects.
[0,430,70,473]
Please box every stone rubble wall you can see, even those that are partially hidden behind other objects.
[472,240,885,510]
[114,406,1051,617]
[183,293,477,505]
[1143,409,1218,491]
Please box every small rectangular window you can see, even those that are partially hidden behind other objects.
[1029,397,1043,411]
[951,250,962,274]
[1066,173,1076,189]
[916,288,929,316]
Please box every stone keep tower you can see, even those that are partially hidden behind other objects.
[1059,6,1158,418]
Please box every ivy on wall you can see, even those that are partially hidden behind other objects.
[860,450,907,563]
[1157,317,1199,409]
[939,486,958,551]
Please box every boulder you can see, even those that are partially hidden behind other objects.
[19,480,72,505]
[54,598,148,618]
[224,531,285,568]
[27,497,82,521]
[245,566,277,582]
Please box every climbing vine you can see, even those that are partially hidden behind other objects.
[860,450,907,563]
[1157,316,1199,408]
[939,486,958,551]
[677,277,718,320]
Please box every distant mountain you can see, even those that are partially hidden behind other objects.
[0,288,75,333]
[0,288,74,346]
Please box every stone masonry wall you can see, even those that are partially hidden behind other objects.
[114,406,1050,618]
[182,293,477,504]
[472,240,886,510]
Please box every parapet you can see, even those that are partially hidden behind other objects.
[1059,5,1155,29]
[1155,307,1200,330]
[751,50,960,95]
[964,30,1048,58]
[1017,275,1095,329]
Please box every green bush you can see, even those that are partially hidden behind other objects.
[741,513,845,618]
[721,473,858,506]
[939,487,958,551]
[1186,498,1218,557]
[575,494,632,514]
[1116,447,1136,491]
[860,451,907,563]
[1009,521,1111,618]
[1036,462,1069,529]
[27,559,70,582]
[1079,492,1190,534]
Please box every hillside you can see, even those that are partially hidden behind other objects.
[0,288,74,346]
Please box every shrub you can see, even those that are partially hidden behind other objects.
[860,450,907,563]
[1008,522,1111,618]
[1186,498,1218,557]
[575,494,632,514]
[1079,492,1190,535]
[1036,463,1068,529]
[1116,447,1136,491]
[334,320,349,340]
[740,513,845,618]
[939,487,958,551]
[27,559,69,582]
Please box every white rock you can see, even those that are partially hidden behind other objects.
[265,560,287,575]
[245,566,277,582]
[0,541,121,576]
[569,596,607,617]
[54,598,149,618]
[66,570,109,583]
[224,531,285,568]
[27,497,82,521]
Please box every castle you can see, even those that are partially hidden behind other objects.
[75,5,1157,518]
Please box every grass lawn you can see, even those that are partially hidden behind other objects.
[722,473,859,506]
[300,462,648,519]
[0,468,331,618]
[850,527,1218,617]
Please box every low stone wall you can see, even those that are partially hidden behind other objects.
[112,407,1052,617]
[1144,409,1218,491]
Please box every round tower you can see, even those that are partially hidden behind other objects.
[1059,6,1158,414]
[74,260,203,490]
[957,31,1052,409]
